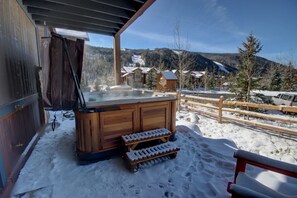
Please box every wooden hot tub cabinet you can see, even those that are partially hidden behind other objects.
[75,98,176,160]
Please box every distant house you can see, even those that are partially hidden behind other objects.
[157,71,178,92]
[172,69,196,89]
[172,70,205,89]
[191,71,205,89]
[121,66,159,88]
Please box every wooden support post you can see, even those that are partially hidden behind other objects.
[218,96,223,123]
[113,34,121,85]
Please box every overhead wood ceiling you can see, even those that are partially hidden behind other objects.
[20,0,155,36]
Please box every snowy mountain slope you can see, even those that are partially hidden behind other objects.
[131,54,145,66]
[214,61,230,73]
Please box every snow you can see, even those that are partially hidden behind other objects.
[55,28,89,41]
[191,71,205,79]
[253,90,297,97]
[122,66,155,74]
[109,85,132,91]
[173,50,182,55]
[11,106,297,197]
[132,54,145,66]
[213,61,230,74]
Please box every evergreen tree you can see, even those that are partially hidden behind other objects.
[235,33,262,102]
[159,61,166,71]
[146,71,156,90]
[281,61,295,91]
[203,68,209,90]
[206,72,216,89]
[269,66,282,91]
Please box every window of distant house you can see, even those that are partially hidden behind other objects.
[160,77,166,83]
[135,71,141,81]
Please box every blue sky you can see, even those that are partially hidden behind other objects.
[86,0,297,64]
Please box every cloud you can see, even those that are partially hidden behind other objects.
[125,29,174,45]
[125,29,235,53]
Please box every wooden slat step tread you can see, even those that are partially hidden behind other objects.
[122,128,171,144]
[126,142,180,162]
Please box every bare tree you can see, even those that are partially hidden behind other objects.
[174,22,193,112]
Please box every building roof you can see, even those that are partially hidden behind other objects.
[172,69,190,74]
[20,0,155,37]
[122,66,158,74]
[161,71,178,80]
[121,73,131,77]
[191,71,205,79]
[122,66,141,74]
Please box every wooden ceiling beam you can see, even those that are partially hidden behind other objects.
[32,15,119,32]
[23,1,126,24]
[115,0,155,37]
[42,0,131,18]
[90,0,138,12]
[28,7,121,29]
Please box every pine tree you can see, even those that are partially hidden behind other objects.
[235,33,262,102]
[159,61,166,71]
[206,72,215,89]
[146,71,156,90]
[281,61,295,91]
[203,68,209,90]
[269,66,282,91]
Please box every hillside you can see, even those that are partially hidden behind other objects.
[84,45,279,75]
[199,52,276,74]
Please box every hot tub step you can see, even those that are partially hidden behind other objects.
[122,128,172,150]
[125,142,180,172]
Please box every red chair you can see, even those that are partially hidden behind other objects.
[227,150,297,198]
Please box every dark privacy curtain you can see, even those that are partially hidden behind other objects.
[41,33,84,110]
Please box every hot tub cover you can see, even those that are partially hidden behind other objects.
[41,33,84,110]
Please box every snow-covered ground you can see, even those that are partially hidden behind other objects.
[11,108,297,197]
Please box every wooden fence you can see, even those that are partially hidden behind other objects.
[180,94,297,136]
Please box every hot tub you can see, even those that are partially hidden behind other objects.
[75,90,177,161]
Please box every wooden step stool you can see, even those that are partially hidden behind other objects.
[121,128,180,172]
[122,128,172,150]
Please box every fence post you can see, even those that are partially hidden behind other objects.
[218,96,223,123]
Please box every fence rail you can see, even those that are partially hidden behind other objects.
[181,94,297,136]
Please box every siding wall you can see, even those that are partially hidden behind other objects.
[0,0,41,193]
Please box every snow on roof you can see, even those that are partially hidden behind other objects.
[213,61,230,74]
[139,67,153,74]
[121,73,131,77]
[55,28,89,41]
[122,66,141,73]
[191,71,205,78]
[162,71,178,80]
[172,70,190,74]
[123,66,157,74]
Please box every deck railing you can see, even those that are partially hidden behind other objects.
[180,94,297,136]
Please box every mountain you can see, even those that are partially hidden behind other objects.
[84,45,279,76]
[198,52,276,74]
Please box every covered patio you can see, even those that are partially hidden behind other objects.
[20,0,156,85]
